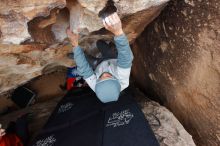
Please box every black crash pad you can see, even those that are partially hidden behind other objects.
[30,87,159,146]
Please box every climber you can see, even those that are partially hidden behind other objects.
[66,12,133,103]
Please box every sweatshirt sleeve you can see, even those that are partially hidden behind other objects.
[114,34,134,68]
[73,46,94,79]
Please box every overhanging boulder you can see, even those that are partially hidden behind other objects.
[0,0,169,93]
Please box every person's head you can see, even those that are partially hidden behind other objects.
[95,72,121,103]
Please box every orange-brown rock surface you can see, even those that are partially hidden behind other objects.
[132,0,220,145]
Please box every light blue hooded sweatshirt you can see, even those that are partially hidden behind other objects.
[73,34,133,102]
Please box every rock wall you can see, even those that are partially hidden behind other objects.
[0,0,66,44]
[0,0,168,94]
[132,0,220,145]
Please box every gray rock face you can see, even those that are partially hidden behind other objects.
[134,89,196,146]
[132,0,220,145]
[143,102,196,146]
